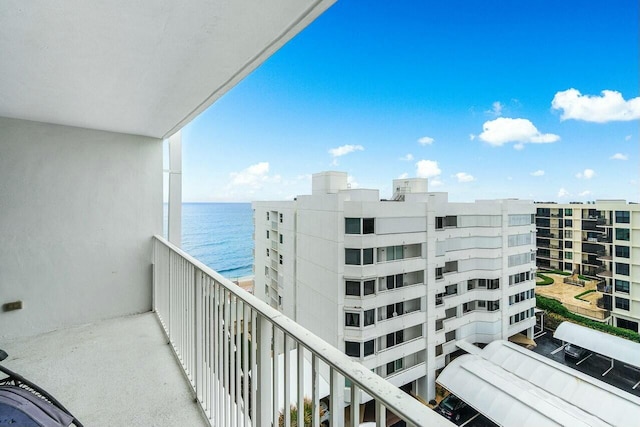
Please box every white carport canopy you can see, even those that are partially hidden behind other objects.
[438,340,640,427]
[554,321,640,368]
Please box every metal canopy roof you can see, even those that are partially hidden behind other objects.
[438,340,640,427]
[0,0,336,138]
[554,321,640,368]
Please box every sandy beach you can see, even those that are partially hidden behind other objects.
[234,275,255,293]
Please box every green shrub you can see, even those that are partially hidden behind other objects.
[574,289,596,301]
[536,295,640,343]
[536,273,554,286]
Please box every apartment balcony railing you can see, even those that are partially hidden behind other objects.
[152,236,449,427]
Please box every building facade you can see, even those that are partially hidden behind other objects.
[254,171,537,400]
[535,201,640,332]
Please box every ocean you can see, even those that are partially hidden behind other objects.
[178,203,254,280]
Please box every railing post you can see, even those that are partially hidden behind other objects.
[195,269,203,403]
[330,368,344,427]
[256,315,273,427]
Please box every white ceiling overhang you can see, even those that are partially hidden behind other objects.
[0,0,336,138]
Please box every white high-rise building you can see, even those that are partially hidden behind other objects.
[535,200,640,332]
[253,171,537,400]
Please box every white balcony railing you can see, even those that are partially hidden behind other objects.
[152,236,451,427]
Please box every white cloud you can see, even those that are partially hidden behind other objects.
[558,188,569,198]
[347,175,359,189]
[455,172,475,182]
[416,159,441,178]
[485,101,503,116]
[469,134,476,141]
[530,170,545,176]
[575,169,595,179]
[400,153,414,161]
[551,89,640,122]
[478,117,560,148]
[418,136,435,145]
[430,178,444,187]
[229,162,281,188]
[610,153,628,160]
[397,172,409,179]
[328,144,364,165]
[579,190,592,197]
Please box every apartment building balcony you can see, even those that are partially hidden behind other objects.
[597,282,612,294]
[596,268,613,278]
[3,238,449,427]
[596,250,612,261]
[597,235,613,244]
[537,232,561,239]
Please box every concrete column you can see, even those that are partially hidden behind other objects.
[168,131,182,246]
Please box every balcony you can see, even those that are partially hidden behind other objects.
[2,313,208,426]
[596,268,612,278]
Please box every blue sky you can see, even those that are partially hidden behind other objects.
[181,0,639,203]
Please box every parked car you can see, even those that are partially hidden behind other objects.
[564,344,588,361]
[435,394,475,423]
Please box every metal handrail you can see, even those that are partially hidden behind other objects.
[152,235,451,427]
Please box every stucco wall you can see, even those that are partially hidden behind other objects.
[0,117,162,339]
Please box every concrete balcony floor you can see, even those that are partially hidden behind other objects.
[2,312,208,427]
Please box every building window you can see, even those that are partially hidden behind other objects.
[345,312,360,327]
[488,279,500,290]
[364,280,375,295]
[488,300,500,311]
[565,219,573,227]
[435,217,444,229]
[345,218,361,234]
[565,252,572,260]
[363,248,374,265]
[615,228,630,241]
[266,248,269,257]
[386,359,403,375]
[345,217,375,234]
[363,218,375,234]
[435,267,443,280]
[364,309,375,326]
[345,249,361,265]
[279,254,283,265]
[383,245,404,261]
[615,263,630,276]
[565,241,573,249]
[279,213,283,223]
[267,212,269,220]
[615,211,630,224]
[565,230,573,239]
[615,280,630,294]
[345,341,360,357]
[508,214,533,226]
[615,297,630,311]
[615,245,630,258]
[565,208,573,216]
[266,230,269,239]
[363,340,375,357]
[445,216,457,227]
[478,300,486,308]
[444,260,458,273]
[345,281,360,296]
[386,330,404,348]
[617,318,639,333]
